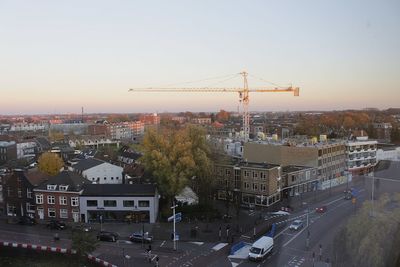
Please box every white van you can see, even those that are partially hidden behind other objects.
[248,236,274,261]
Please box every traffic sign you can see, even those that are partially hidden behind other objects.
[168,212,182,222]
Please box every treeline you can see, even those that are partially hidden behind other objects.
[294,111,399,140]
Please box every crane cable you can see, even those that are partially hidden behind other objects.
[248,73,290,89]
[155,73,239,88]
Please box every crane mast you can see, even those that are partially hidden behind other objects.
[129,71,299,142]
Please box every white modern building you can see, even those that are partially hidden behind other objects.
[16,142,37,159]
[345,136,378,175]
[377,147,400,161]
[79,184,159,223]
[71,158,124,184]
[68,136,120,148]
[10,122,49,132]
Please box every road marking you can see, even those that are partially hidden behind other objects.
[212,243,228,251]
[160,240,166,247]
[189,242,204,246]
[241,235,251,239]
[151,255,158,261]
[283,225,308,247]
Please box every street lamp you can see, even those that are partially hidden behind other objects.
[133,205,145,248]
[171,202,178,251]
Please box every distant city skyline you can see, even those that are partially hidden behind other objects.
[1,0,399,115]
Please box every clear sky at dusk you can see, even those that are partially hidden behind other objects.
[0,0,399,115]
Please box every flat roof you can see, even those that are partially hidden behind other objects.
[282,165,314,174]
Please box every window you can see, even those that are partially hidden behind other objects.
[47,185,57,190]
[59,185,68,191]
[253,183,258,191]
[27,189,32,199]
[244,182,250,189]
[26,203,35,212]
[48,208,56,217]
[60,209,68,219]
[225,169,231,176]
[104,200,117,207]
[139,200,149,207]
[7,204,16,216]
[111,177,114,180]
[261,184,266,192]
[123,200,135,207]
[18,189,22,198]
[104,177,106,180]
[87,200,98,207]
[59,196,67,205]
[7,187,11,196]
[47,195,55,204]
[36,194,43,204]
[71,197,79,207]
[252,172,258,179]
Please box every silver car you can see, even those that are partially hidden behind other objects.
[289,220,303,231]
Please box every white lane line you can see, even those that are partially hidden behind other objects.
[189,242,204,246]
[160,240,166,247]
[275,225,291,238]
[283,224,308,247]
[212,243,228,251]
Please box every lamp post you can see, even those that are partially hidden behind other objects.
[171,202,178,251]
[133,205,145,248]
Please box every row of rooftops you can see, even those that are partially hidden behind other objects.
[4,169,156,196]
[217,159,313,174]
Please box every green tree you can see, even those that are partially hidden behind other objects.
[185,125,215,204]
[141,128,195,204]
[333,193,400,267]
[38,152,63,176]
[71,231,98,264]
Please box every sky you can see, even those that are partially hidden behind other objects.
[0,0,399,115]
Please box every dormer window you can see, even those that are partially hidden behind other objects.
[59,185,69,191]
[47,184,57,190]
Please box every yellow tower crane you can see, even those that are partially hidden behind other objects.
[129,71,299,142]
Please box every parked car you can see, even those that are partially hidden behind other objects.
[315,206,327,213]
[129,232,153,243]
[289,220,303,231]
[72,224,93,232]
[46,220,66,230]
[18,216,37,226]
[97,231,118,242]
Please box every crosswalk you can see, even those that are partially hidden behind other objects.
[286,256,306,267]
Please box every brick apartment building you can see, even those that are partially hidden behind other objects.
[3,169,50,218]
[139,113,160,125]
[214,160,282,207]
[34,170,87,222]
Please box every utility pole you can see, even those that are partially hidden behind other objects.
[171,203,178,251]
[371,175,375,216]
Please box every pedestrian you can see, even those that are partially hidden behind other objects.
[155,256,159,267]
[218,226,222,241]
